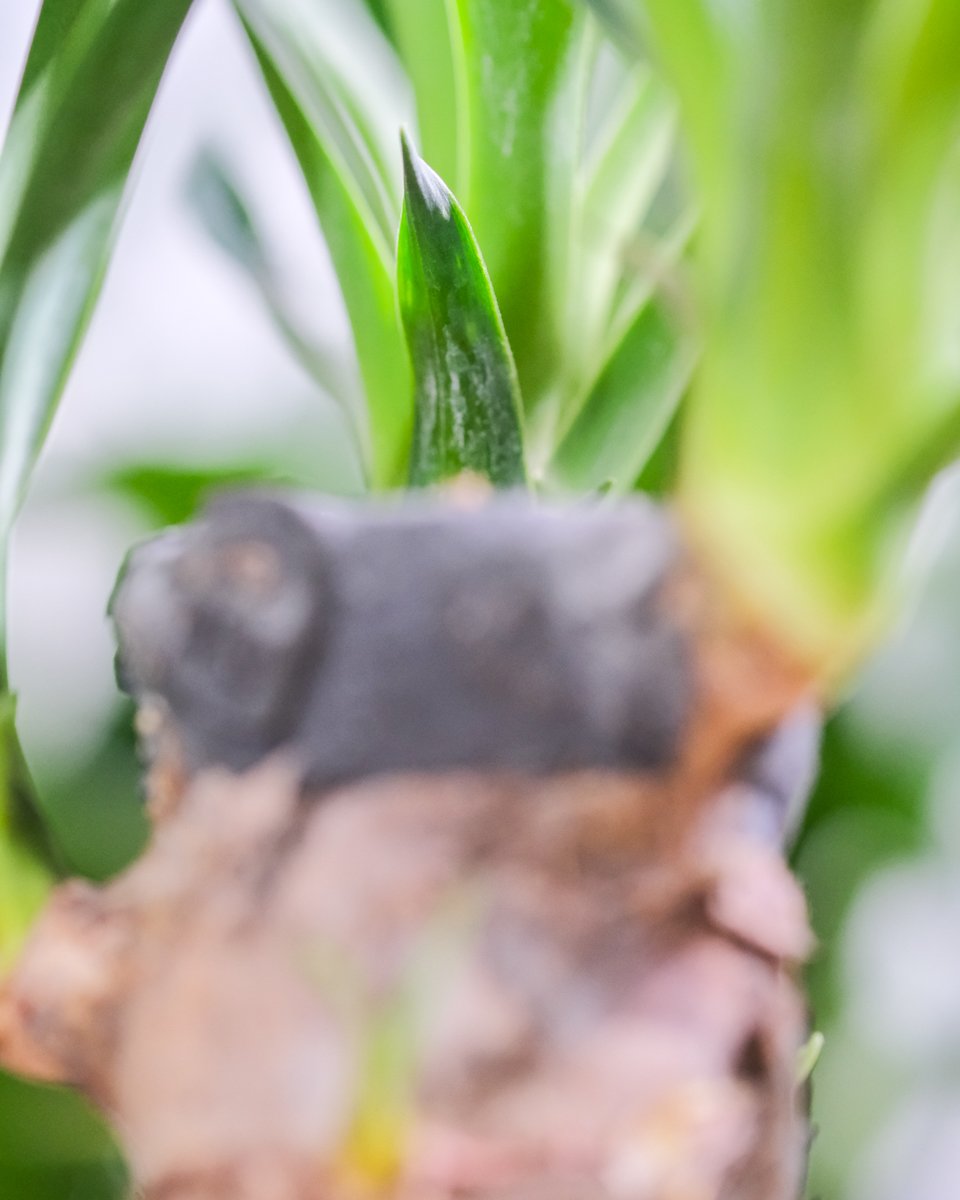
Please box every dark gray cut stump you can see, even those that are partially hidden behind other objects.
[110,491,692,784]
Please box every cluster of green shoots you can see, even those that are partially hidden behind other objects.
[0,0,958,932]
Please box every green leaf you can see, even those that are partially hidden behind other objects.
[185,149,270,280]
[0,0,190,921]
[38,706,147,883]
[549,295,692,492]
[0,1063,126,1199]
[105,461,288,528]
[454,0,581,410]
[358,0,394,42]
[632,0,732,246]
[382,0,463,188]
[398,135,526,489]
[651,0,960,669]
[796,1030,825,1085]
[560,66,677,420]
[185,149,368,466]
[0,0,195,545]
[579,0,644,55]
[235,0,413,487]
[0,698,58,968]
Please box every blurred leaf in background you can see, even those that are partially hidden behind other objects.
[0,1070,127,1200]
[793,484,960,1199]
[0,0,195,551]
[0,0,197,913]
[0,0,197,1194]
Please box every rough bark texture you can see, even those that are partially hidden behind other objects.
[0,494,817,1200]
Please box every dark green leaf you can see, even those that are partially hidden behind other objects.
[634,407,681,496]
[0,1155,127,1200]
[0,1063,127,1198]
[398,135,526,489]
[0,1071,121,1165]
[13,0,102,104]
[40,706,147,882]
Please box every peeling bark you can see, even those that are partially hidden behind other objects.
[0,495,818,1199]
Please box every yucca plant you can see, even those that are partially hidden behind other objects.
[0,0,698,914]
[0,0,958,1197]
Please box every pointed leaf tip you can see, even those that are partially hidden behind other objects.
[398,138,527,490]
[400,131,451,221]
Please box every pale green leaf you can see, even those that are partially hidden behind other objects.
[0,0,195,542]
[550,295,692,492]
[455,0,581,409]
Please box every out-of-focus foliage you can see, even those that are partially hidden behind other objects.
[234,0,692,489]
[635,0,960,672]
[0,1071,126,1188]
[794,482,960,1200]
[0,0,194,575]
[0,0,194,972]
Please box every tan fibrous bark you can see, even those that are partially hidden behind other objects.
[0,761,812,1200]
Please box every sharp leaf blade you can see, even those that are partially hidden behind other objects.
[399,135,526,489]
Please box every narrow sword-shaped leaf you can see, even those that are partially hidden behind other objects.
[382,0,464,189]
[454,0,580,410]
[0,0,194,904]
[560,67,677,418]
[235,0,414,487]
[185,149,368,470]
[398,135,526,489]
[0,0,196,547]
[550,294,692,492]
